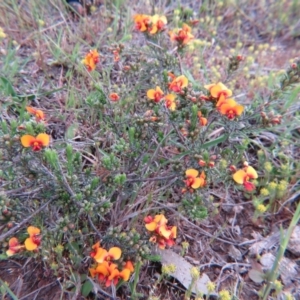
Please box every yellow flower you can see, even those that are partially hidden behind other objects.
[0,27,7,39]
[190,267,200,279]
[219,290,231,300]
[256,204,267,213]
[206,281,216,292]
[260,188,269,196]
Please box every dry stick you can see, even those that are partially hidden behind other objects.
[0,197,56,242]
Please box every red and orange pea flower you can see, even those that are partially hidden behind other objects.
[168,75,188,93]
[109,93,120,102]
[184,169,206,190]
[91,241,121,264]
[6,226,41,256]
[25,226,41,251]
[83,49,100,72]
[165,94,176,111]
[93,246,122,264]
[218,98,244,120]
[26,106,45,122]
[144,214,177,249]
[133,14,152,32]
[6,237,24,256]
[233,165,258,192]
[147,86,164,103]
[21,133,50,151]
[204,82,232,100]
[148,14,167,34]
[169,23,194,45]
[134,14,167,34]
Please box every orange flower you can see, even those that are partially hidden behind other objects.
[6,237,24,256]
[197,111,207,126]
[26,106,45,122]
[90,241,101,258]
[90,261,132,287]
[147,86,164,103]
[133,14,151,32]
[83,49,100,71]
[25,226,41,251]
[216,94,229,110]
[110,93,120,102]
[184,169,206,189]
[233,166,258,191]
[168,75,188,93]
[21,133,50,151]
[164,94,176,111]
[148,15,167,34]
[93,246,122,264]
[124,261,134,273]
[204,82,232,100]
[90,261,120,287]
[169,23,194,45]
[218,98,244,119]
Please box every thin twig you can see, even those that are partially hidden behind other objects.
[19,280,59,300]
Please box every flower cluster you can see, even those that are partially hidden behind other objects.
[169,23,194,46]
[89,242,134,287]
[144,214,177,249]
[83,49,100,71]
[133,14,194,47]
[146,85,176,111]
[6,226,41,256]
[232,163,258,191]
[183,169,206,193]
[204,82,244,120]
[133,14,167,35]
